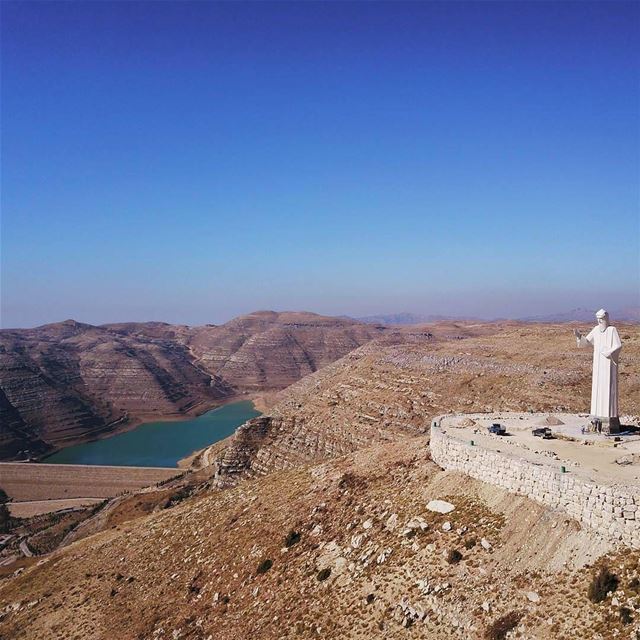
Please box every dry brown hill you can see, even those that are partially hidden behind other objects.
[186,310,389,391]
[0,312,386,460]
[207,322,640,487]
[1,436,637,640]
[1,322,639,639]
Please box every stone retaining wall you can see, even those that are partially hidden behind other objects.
[430,421,640,548]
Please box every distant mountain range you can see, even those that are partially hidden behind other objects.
[519,307,640,324]
[354,313,484,325]
[355,307,640,325]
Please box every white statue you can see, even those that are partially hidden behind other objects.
[574,309,622,430]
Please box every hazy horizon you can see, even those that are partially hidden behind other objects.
[2,299,640,330]
[2,1,639,329]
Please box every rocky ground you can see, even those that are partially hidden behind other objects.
[1,438,639,640]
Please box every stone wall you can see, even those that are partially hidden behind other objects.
[430,421,640,548]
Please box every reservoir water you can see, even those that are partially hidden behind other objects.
[44,400,261,468]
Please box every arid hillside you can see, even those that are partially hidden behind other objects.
[207,322,640,486]
[0,312,386,460]
[2,436,638,640]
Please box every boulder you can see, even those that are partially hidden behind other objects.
[427,500,455,514]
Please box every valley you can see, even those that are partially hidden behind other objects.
[0,311,386,460]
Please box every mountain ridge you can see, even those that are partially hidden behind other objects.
[355,306,640,325]
[0,311,386,460]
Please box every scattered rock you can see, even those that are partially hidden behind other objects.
[427,500,455,514]
[351,534,364,549]
[442,521,452,532]
[406,516,429,532]
[481,538,492,550]
[527,591,540,603]
[376,548,393,564]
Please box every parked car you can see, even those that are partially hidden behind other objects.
[532,427,553,439]
[488,423,506,435]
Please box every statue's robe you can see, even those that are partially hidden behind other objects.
[578,325,622,418]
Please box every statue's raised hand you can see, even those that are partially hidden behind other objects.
[573,329,582,339]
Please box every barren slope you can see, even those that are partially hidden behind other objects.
[1,322,639,640]
[1,438,636,640]
[186,311,388,390]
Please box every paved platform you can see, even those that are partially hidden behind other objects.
[438,412,640,486]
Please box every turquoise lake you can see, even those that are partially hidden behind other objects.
[44,400,261,468]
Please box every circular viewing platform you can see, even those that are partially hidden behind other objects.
[436,412,640,487]
[431,412,640,548]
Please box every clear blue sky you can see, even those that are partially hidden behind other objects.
[2,1,639,327]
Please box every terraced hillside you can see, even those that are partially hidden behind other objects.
[0,312,387,459]
[207,322,640,486]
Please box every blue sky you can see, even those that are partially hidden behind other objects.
[2,1,639,327]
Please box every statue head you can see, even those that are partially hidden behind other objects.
[596,308,609,331]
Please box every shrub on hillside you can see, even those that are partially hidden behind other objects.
[0,503,12,534]
[484,611,523,640]
[588,566,618,603]
[317,568,331,581]
[164,485,195,509]
[256,559,273,574]
[620,607,633,625]
[446,549,463,564]
[285,530,301,547]
[0,485,13,534]
[464,537,477,549]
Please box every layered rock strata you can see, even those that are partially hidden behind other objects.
[0,313,386,459]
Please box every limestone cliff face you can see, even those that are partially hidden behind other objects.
[211,410,423,488]
[208,341,432,487]
[0,321,225,459]
[0,313,385,460]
